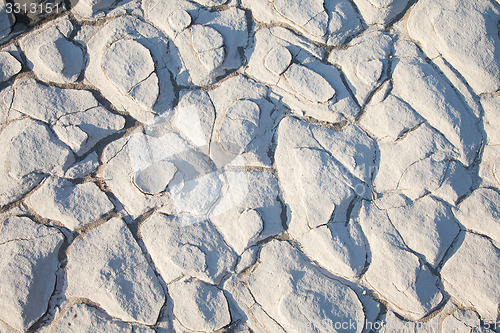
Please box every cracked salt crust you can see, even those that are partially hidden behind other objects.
[0,0,499,331]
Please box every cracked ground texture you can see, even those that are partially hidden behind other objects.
[0,0,499,331]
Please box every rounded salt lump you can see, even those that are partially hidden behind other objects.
[265,46,292,75]
[284,63,336,103]
[198,47,225,72]
[102,39,155,94]
[168,10,192,32]
[133,160,177,195]
[36,37,84,83]
[356,58,384,84]
[218,99,260,154]
[169,279,231,332]
[231,209,263,253]
[171,244,207,271]
[191,25,224,53]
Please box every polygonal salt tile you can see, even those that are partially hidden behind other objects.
[9,125,74,180]
[275,116,375,277]
[7,78,99,124]
[128,75,160,110]
[28,177,114,230]
[102,38,159,110]
[298,220,368,278]
[102,39,155,95]
[359,91,424,142]
[359,201,444,320]
[23,25,84,84]
[140,213,237,284]
[52,106,125,156]
[168,279,231,332]
[386,196,461,267]
[133,160,177,195]
[174,90,215,149]
[441,232,500,323]
[392,55,482,166]
[455,188,500,245]
[168,10,192,34]
[408,0,500,94]
[374,123,456,194]
[218,209,263,255]
[217,99,260,155]
[208,75,278,166]
[0,52,21,83]
[66,218,165,325]
[55,126,88,153]
[0,118,74,207]
[0,216,64,331]
[329,30,393,105]
[247,240,365,332]
[209,171,283,254]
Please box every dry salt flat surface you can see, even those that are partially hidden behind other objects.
[0,0,499,332]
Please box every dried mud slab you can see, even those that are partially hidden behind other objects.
[0,0,499,331]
